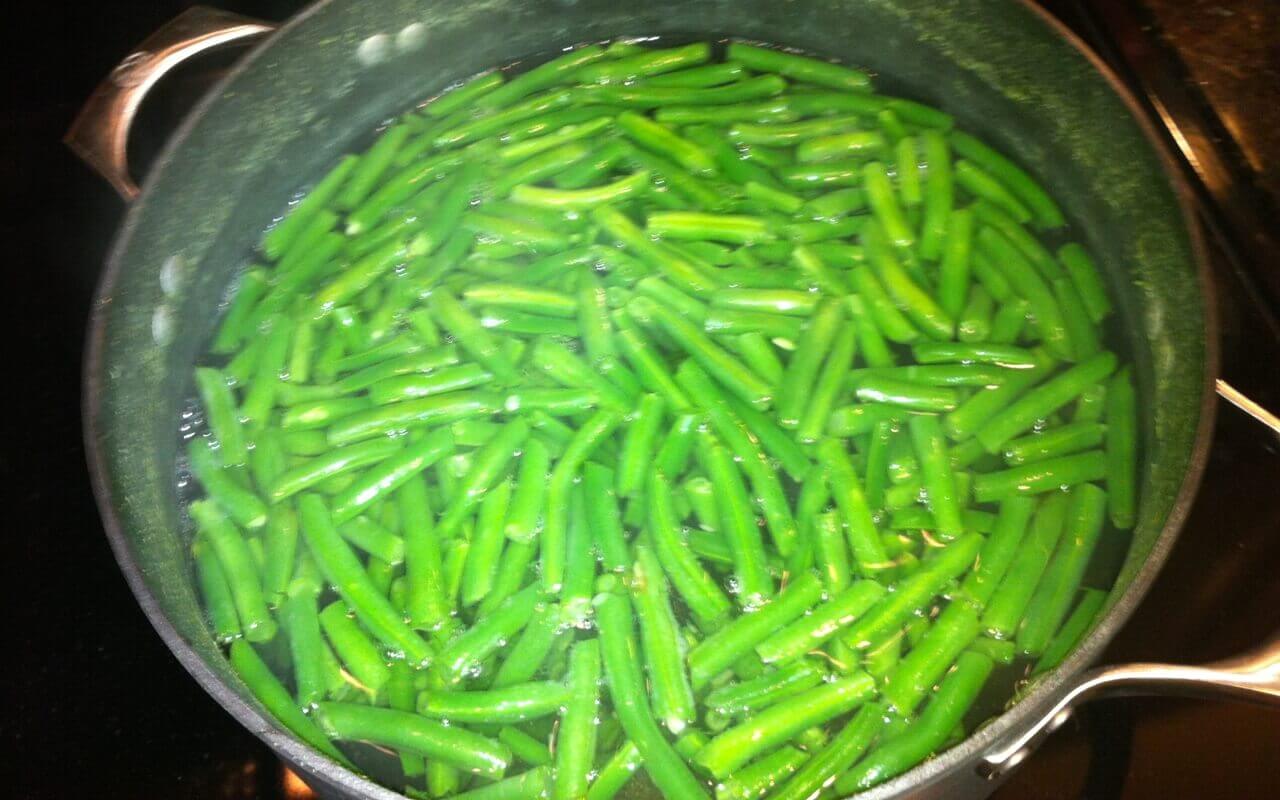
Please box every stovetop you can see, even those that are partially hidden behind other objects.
[4,1,1277,798]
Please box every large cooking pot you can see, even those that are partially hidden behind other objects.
[72,2,1280,798]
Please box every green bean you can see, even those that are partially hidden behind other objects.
[278,579,328,709]
[334,125,412,211]
[498,727,551,769]
[770,703,884,800]
[434,583,540,684]
[785,217,866,245]
[487,601,559,689]
[551,639,602,800]
[977,227,1072,360]
[896,137,924,208]
[647,61,746,88]
[1035,587,1107,673]
[629,295,773,409]
[419,681,570,724]
[646,468,734,628]
[933,204,975,318]
[528,339,631,412]
[187,439,268,530]
[952,285,993,343]
[716,746,809,800]
[426,289,521,384]
[192,536,240,643]
[798,321,857,442]
[727,42,870,91]
[970,200,1062,281]
[1055,277,1100,360]
[1106,367,1137,529]
[943,353,1053,441]
[615,393,666,498]
[391,479,450,634]
[860,161,914,248]
[854,376,958,413]
[231,642,350,765]
[850,266,920,344]
[267,438,399,503]
[777,159,863,189]
[834,652,993,793]
[981,492,1069,637]
[594,206,721,296]
[593,589,712,800]
[743,180,805,214]
[805,189,867,222]
[729,115,864,147]
[758,581,886,665]
[629,542,698,734]
[704,660,826,718]
[954,159,1032,224]
[688,571,824,689]
[262,155,356,259]
[318,702,511,779]
[973,450,1106,502]
[614,112,715,176]
[1058,243,1111,323]
[908,415,964,538]
[542,410,623,593]
[647,211,776,245]
[704,308,802,340]
[436,418,527,533]
[655,412,701,477]
[510,170,648,211]
[1004,422,1106,466]
[580,74,787,108]
[795,130,887,163]
[968,251,1013,306]
[212,269,270,355]
[281,397,371,431]
[474,46,604,111]
[947,495,1034,609]
[730,333,784,387]
[827,404,902,438]
[189,500,275,642]
[864,221,954,340]
[298,495,433,665]
[318,600,390,694]
[335,515,403,564]
[774,297,842,428]
[693,672,876,779]
[841,533,983,649]
[578,42,711,84]
[1018,483,1106,655]
[883,601,981,714]
[975,351,1117,452]
[367,364,494,405]
[194,367,250,466]
[950,131,1064,228]
[330,428,455,522]
[788,244,848,296]
[423,70,505,118]
[1074,383,1107,423]
[911,342,1035,369]
[587,741,643,800]
[464,282,577,318]
[698,438,773,605]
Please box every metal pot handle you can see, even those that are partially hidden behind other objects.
[63,6,275,200]
[980,631,1280,779]
[980,380,1280,781]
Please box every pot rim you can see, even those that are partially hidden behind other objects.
[82,1,1219,797]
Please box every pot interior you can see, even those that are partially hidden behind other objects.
[87,0,1209,797]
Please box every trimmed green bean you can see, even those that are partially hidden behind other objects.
[950,131,1064,228]
[693,672,876,779]
[1035,587,1107,673]
[594,589,712,800]
[757,581,886,665]
[981,492,1070,637]
[318,702,511,779]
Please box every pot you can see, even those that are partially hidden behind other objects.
[71,2,1280,798]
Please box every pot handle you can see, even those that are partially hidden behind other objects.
[979,630,1280,779]
[63,6,275,200]
[1216,379,1280,438]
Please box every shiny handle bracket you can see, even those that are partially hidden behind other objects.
[64,6,275,200]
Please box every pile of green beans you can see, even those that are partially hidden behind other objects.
[185,37,1137,800]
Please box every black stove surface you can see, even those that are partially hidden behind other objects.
[3,2,1277,798]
